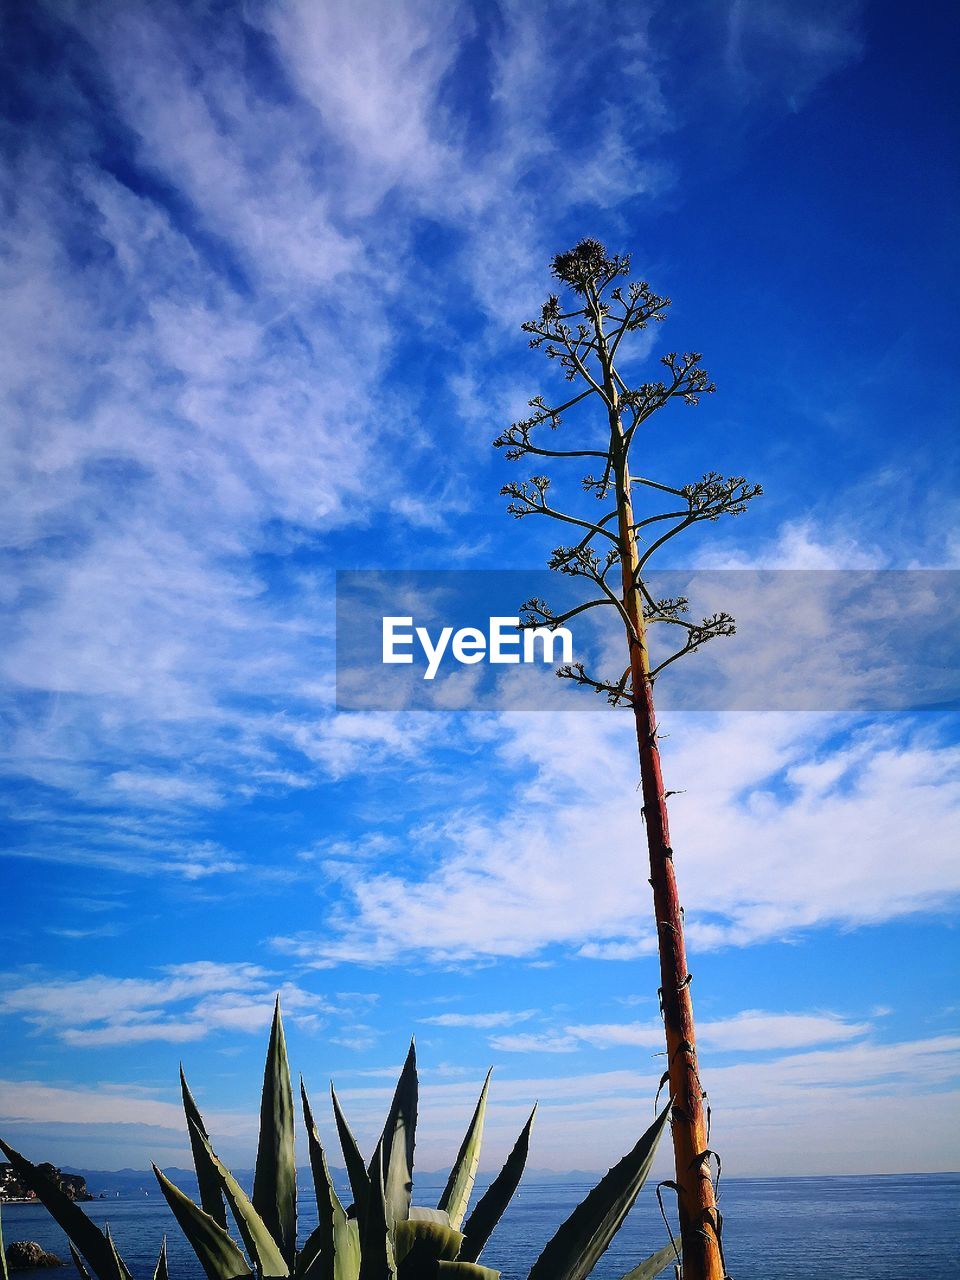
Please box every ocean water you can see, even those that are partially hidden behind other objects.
[3,1174,958,1279]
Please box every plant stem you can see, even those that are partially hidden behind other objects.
[591,295,724,1280]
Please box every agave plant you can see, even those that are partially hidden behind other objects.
[0,999,679,1280]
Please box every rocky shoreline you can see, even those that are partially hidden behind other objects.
[4,1242,64,1271]
[0,1164,93,1204]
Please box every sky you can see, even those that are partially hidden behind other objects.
[1,0,958,1183]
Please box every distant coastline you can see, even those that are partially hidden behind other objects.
[0,1163,93,1204]
[4,1167,957,1201]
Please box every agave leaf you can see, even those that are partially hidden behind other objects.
[331,1084,370,1221]
[407,1209,451,1226]
[301,1081,346,1219]
[152,1165,252,1280]
[296,1217,360,1280]
[253,997,297,1267]
[436,1266,500,1279]
[295,1225,326,1280]
[334,1218,361,1280]
[459,1106,536,1264]
[358,1142,396,1280]
[300,1080,351,1280]
[368,1039,417,1228]
[104,1226,132,1280]
[153,1239,169,1280]
[0,1138,126,1280]
[181,1067,227,1230]
[526,1102,672,1280]
[0,1202,9,1280]
[68,1244,92,1280]
[188,1118,289,1277]
[437,1070,491,1231]
[394,1220,464,1273]
[615,1243,680,1280]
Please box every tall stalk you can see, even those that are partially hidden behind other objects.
[497,239,761,1280]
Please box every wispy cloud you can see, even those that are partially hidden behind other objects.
[723,0,864,108]
[0,962,337,1046]
[273,713,960,965]
[1,1027,955,1174]
[2,0,955,1183]
[488,1032,579,1054]
[421,1010,536,1030]
[567,1009,873,1052]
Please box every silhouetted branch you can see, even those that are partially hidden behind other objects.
[648,612,737,680]
[501,477,620,543]
[557,661,635,707]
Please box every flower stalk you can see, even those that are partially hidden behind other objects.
[498,239,762,1280]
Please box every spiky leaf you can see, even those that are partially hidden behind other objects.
[526,1103,672,1280]
[615,1243,680,1280]
[437,1071,490,1230]
[437,1266,500,1279]
[369,1040,417,1228]
[152,1165,252,1280]
[153,1239,169,1280]
[253,998,297,1267]
[181,1067,227,1230]
[358,1142,396,1280]
[296,1225,326,1280]
[394,1220,464,1275]
[459,1106,536,1264]
[188,1119,289,1277]
[334,1219,361,1280]
[0,1138,127,1280]
[298,1220,360,1280]
[331,1084,370,1221]
[300,1081,354,1280]
[407,1210,451,1226]
[104,1227,132,1280]
[68,1244,92,1280]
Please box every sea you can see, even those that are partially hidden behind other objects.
[3,1174,958,1280]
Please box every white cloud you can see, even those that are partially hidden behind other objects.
[693,518,885,570]
[0,963,336,1047]
[0,1078,189,1132]
[299,1031,960,1174]
[422,1010,537,1030]
[1,1029,955,1175]
[261,0,468,219]
[487,1032,579,1054]
[723,0,864,108]
[566,1009,873,1052]
[0,0,889,887]
[275,711,960,965]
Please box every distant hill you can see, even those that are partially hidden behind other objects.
[59,1165,600,1199]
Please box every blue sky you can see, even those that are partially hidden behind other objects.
[1,0,958,1180]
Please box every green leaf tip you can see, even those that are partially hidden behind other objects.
[180,1067,227,1231]
[369,1042,418,1230]
[152,1238,169,1280]
[459,1104,536,1264]
[152,1163,252,1280]
[331,1081,370,1221]
[253,998,297,1267]
[186,1116,289,1278]
[526,1101,672,1280]
[437,1069,492,1230]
